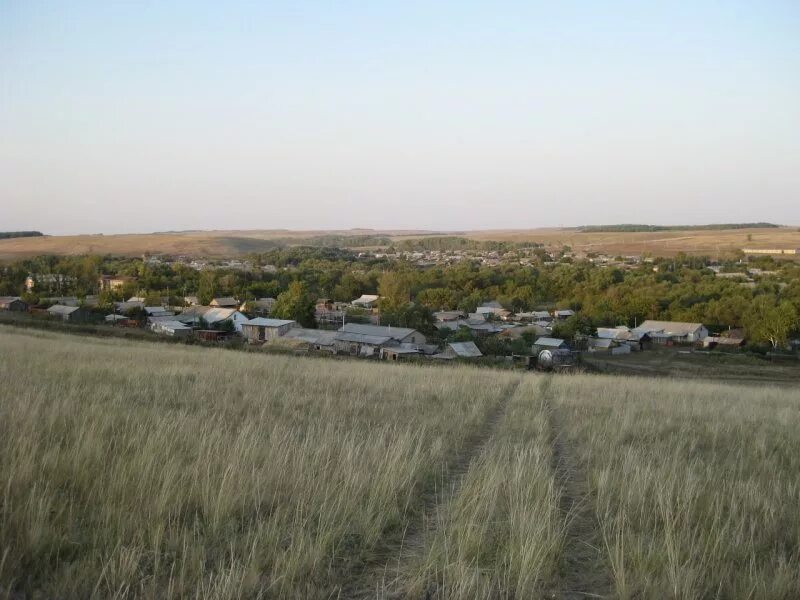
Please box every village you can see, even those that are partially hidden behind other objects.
[0,274,750,371]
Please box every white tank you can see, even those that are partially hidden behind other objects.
[538,348,572,370]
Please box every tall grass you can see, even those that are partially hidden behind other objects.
[382,377,564,599]
[2,328,800,599]
[0,329,509,598]
[552,375,800,599]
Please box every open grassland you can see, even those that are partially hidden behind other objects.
[1,327,799,599]
[1,226,798,259]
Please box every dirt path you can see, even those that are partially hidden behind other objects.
[543,377,612,599]
[339,378,521,599]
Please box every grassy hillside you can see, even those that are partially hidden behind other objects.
[1,328,799,598]
[1,226,799,259]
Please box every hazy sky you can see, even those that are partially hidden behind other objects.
[2,1,799,235]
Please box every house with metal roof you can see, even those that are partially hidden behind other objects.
[241,317,297,342]
[632,320,708,344]
[175,306,249,332]
[434,341,483,360]
[282,327,338,352]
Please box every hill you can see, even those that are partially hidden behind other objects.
[1,327,798,598]
[1,225,799,260]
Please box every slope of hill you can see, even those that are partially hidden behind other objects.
[1,328,798,598]
[1,226,798,259]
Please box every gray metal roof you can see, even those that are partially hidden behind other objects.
[47,304,80,315]
[340,323,417,341]
[244,317,296,328]
[334,331,393,345]
[534,337,567,347]
[448,341,483,357]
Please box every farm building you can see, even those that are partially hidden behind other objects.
[702,336,746,350]
[434,341,483,360]
[0,297,28,312]
[338,323,426,346]
[381,346,422,361]
[632,320,708,344]
[46,304,90,322]
[175,306,249,332]
[351,294,380,308]
[533,337,568,353]
[150,320,192,337]
[587,338,631,355]
[210,297,239,308]
[104,314,128,324]
[334,331,395,357]
[241,318,297,342]
[282,328,337,352]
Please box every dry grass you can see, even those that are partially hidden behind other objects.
[0,329,509,598]
[552,375,800,599]
[380,377,563,599]
[1,328,799,599]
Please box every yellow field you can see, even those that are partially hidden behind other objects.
[1,327,799,599]
[1,226,798,259]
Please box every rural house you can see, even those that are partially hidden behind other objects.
[241,318,297,342]
[175,306,249,332]
[0,296,28,312]
[632,320,708,344]
[339,323,426,346]
[210,297,239,308]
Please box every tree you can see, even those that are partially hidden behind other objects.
[378,271,411,314]
[271,281,315,327]
[745,296,798,350]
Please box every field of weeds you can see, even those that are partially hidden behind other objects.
[1,327,799,599]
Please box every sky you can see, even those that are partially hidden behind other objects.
[1,1,799,235]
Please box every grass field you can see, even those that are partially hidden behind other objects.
[1,327,799,599]
[1,226,799,259]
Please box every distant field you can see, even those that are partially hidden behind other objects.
[2,328,799,599]
[1,226,798,259]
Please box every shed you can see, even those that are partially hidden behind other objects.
[434,341,483,360]
[241,318,297,342]
[47,304,90,322]
[0,296,28,312]
[533,337,568,353]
